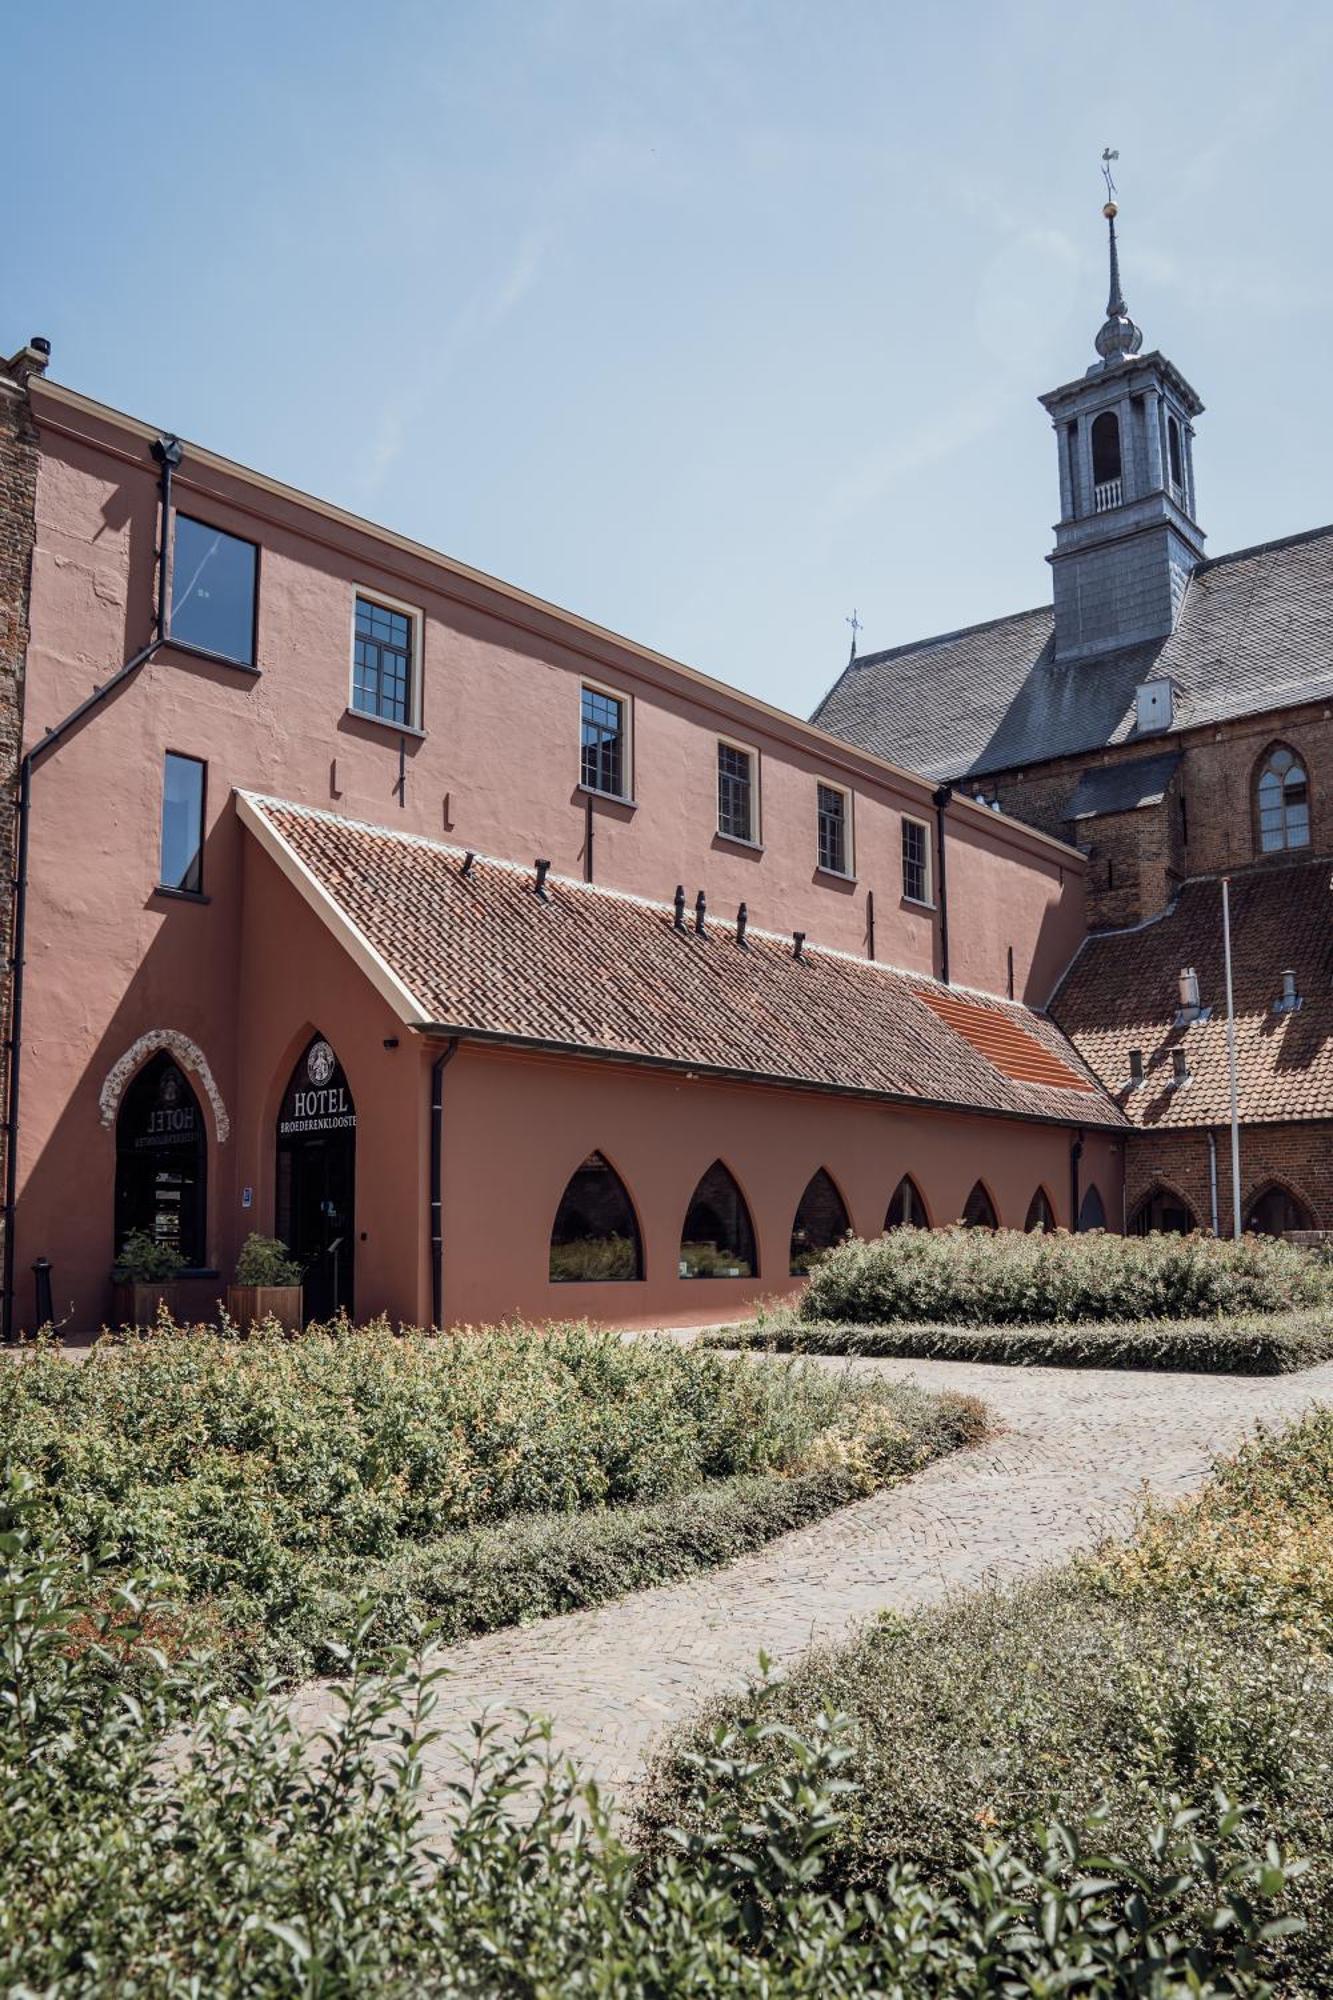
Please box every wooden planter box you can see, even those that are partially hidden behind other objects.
[226,1285,303,1336]
[110,1277,219,1330]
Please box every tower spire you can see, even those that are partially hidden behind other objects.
[1093,148,1142,367]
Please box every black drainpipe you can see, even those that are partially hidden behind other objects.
[429,1038,460,1329]
[1,435,181,1342]
[931,783,952,985]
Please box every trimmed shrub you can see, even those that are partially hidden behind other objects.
[0,1477,1306,1997]
[1,1323,984,1679]
[713,1307,1333,1373]
[233,1232,303,1285]
[797,1226,1332,1327]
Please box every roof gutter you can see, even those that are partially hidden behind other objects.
[409,1022,1125,1134]
[2,434,181,1342]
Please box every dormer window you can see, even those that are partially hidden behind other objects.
[1256,744,1310,854]
[1090,411,1122,511]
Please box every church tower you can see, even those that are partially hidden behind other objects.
[1040,187,1205,662]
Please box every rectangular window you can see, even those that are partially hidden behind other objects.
[160,752,206,894]
[817,782,850,875]
[717,742,756,843]
[170,515,257,665]
[902,815,932,903]
[352,594,416,726]
[580,685,628,798]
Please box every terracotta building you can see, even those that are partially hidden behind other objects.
[816,197,1333,1238]
[0,334,1122,1336]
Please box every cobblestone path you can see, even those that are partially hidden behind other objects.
[289,1354,1333,1821]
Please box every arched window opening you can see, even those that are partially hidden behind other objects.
[789,1168,851,1275]
[1091,411,1122,504]
[114,1051,208,1269]
[550,1152,643,1281]
[1024,1187,1056,1233]
[885,1174,929,1230]
[680,1161,757,1279]
[1256,745,1310,854]
[275,1034,356,1322]
[1167,414,1185,492]
[1077,1184,1108,1233]
[1244,1183,1314,1237]
[961,1181,998,1229]
[1130,1187,1196,1236]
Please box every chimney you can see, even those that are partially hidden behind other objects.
[533,858,551,900]
[673,885,686,931]
[1275,968,1301,1015]
[1178,967,1200,1011]
[793,931,806,961]
[694,889,707,936]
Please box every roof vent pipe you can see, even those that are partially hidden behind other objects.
[460,851,475,879]
[1275,968,1301,1014]
[736,902,748,947]
[673,885,686,931]
[533,858,551,901]
[694,890,706,935]
[1178,967,1200,1012]
[793,931,806,961]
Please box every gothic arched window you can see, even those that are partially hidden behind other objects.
[885,1174,929,1230]
[1077,1184,1108,1233]
[1024,1187,1055,1233]
[789,1168,851,1275]
[1244,1183,1314,1237]
[1256,745,1310,854]
[961,1181,998,1229]
[1091,411,1121,496]
[1130,1186,1196,1236]
[114,1052,208,1268]
[549,1151,643,1282]
[680,1161,757,1279]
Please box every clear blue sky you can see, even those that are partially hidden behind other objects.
[7,1,1331,717]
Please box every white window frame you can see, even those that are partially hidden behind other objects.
[901,813,933,906]
[348,586,425,734]
[716,736,761,846]
[816,779,854,878]
[578,678,634,802]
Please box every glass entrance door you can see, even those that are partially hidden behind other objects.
[275,1036,356,1322]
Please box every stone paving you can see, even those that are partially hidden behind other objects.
[289,1353,1333,1822]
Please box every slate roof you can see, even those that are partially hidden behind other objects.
[241,793,1124,1132]
[812,524,1333,782]
[1067,751,1181,821]
[1050,857,1333,1128]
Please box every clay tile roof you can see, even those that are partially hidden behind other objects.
[1051,857,1333,1127]
[240,793,1124,1132]
[812,522,1333,781]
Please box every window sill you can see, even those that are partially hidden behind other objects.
[577,783,638,809]
[164,639,261,675]
[901,893,936,912]
[815,865,856,885]
[152,885,211,906]
[344,706,427,740]
[714,830,764,853]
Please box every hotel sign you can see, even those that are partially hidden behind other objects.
[278,1039,357,1137]
[131,1062,200,1151]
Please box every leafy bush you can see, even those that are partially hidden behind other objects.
[639,1413,1333,1995]
[1,1323,983,1679]
[548,1232,639,1281]
[113,1228,186,1283]
[714,1307,1333,1373]
[233,1232,304,1286]
[0,1476,1305,1996]
[797,1226,1332,1327]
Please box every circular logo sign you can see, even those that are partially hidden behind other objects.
[306,1040,336,1086]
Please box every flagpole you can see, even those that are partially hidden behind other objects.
[1221,875,1242,1238]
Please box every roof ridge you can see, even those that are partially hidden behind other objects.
[847,601,1053,671]
[1195,519,1333,574]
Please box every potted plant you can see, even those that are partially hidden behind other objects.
[227,1233,304,1335]
[111,1230,188,1329]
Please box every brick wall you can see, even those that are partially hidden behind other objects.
[0,356,40,1262]
[1126,1123,1333,1232]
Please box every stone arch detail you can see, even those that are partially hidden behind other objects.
[1242,1175,1316,1235]
[99,1030,230,1142]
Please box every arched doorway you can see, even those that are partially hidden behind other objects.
[961,1181,998,1229]
[1024,1187,1056,1232]
[114,1051,208,1267]
[1244,1183,1314,1236]
[1130,1186,1196,1235]
[276,1034,356,1321]
[679,1161,757,1279]
[549,1152,643,1281]
[885,1174,928,1230]
[1077,1184,1108,1232]
[789,1168,851,1275]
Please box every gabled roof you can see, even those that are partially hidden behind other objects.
[813,524,1333,781]
[238,792,1124,1131]
[1050,856,1333,1128]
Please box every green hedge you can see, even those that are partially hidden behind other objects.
[2,1325,984,1679]
[714,1307,1333,1374]
[0,1475,1305,1997]
[797,1226,1332,1327]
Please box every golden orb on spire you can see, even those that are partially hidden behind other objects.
[1102,199,1118,219]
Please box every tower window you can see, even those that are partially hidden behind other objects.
[1256,745,1310,854]
[1090,411,1121,507]
[1168,415,1185,493]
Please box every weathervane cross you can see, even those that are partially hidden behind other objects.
[845,607,862,664]
[1101,147,1119,202]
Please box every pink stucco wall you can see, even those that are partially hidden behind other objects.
[7,380,1105,1331]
